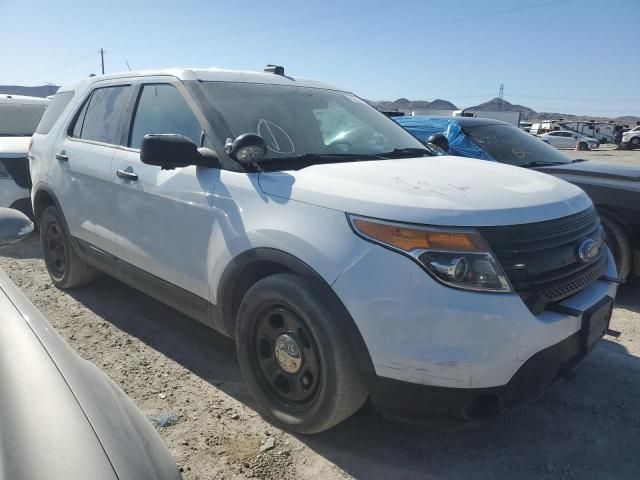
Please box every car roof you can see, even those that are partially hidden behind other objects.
[57,67,343,93]
[405,115,509,127]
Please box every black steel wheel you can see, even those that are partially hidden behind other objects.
[43,219,66,280]
[254,306,321,408]
[236,273,367,434]
[39,206,97,288]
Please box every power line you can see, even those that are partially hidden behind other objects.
[298,0,571,46]
[16,51,99,84]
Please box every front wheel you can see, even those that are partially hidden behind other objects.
[600,213,633,282]
[235,273,367,434]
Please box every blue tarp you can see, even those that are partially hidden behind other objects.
[394,116,495,161]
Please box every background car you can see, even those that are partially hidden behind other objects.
[621,125,640,149]
[0,207,181,480]
[395,115,640,282]
[538,130,600,150]
[0,94,50,216]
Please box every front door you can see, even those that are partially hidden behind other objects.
[112,81,217,301]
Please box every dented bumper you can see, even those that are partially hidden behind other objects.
[332,244,618,397]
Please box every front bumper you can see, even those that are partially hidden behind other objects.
[332,244,618,418]
[366,296,612,421]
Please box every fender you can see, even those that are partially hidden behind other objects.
[216,247,375,375]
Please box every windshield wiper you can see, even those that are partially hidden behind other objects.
[522,161,566,167]
[377,147,435,158]
[571,158,588,163]
[259,152,384,164]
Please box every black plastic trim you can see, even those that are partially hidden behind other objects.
[73,238,213,328]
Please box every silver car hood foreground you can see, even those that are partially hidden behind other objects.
[0,268,181,480]
[259,156,593,226]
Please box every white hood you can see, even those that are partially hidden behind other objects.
[258,156,592,227]
[0,136,30,158]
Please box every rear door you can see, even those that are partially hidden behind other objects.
[50,83,133,254]
[112,79,217,302]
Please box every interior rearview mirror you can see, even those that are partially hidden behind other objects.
[0,208,34,246]
[426,134,449,153]
[140,134,219,169]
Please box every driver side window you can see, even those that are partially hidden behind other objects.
[129,83,203,150]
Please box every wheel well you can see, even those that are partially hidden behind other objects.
[228,260,290,333]
[217,248,376,375]
[33,189,55,221]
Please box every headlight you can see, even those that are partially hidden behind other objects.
[349,215,512,293]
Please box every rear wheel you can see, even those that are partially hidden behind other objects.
[236,273,367,434]
[40,206,97,288]
[600,212,633,282]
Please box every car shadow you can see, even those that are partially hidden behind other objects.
[0,232,44,259]
[61,272,640,480]
[615,281,639,314]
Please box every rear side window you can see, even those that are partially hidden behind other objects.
[35,91,74,134]
[129,84,202,149]
[73,85,131,145]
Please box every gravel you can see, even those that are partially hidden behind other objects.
[1,235,639,480]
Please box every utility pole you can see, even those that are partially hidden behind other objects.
[498,83,504,111]
[100,48,105,75]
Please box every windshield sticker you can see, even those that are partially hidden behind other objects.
[257,119,295,154]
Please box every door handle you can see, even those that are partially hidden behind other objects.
[55,152,68,161]
[116,169,138,181]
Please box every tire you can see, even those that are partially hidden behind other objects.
[600,213,633,282]
[631,137,640,148]
[40,205,97,288]
[579,141,588,151]
[235,273,368,434]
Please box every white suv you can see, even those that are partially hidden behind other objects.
[30,67,618,433]
[0,94,50,215]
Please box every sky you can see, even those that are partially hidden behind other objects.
[1,0,638,117]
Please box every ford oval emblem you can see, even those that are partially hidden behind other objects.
[577,239,599,263]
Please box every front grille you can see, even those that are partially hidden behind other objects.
[1,157,31,189]
[479,207,607,314]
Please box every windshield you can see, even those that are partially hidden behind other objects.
[463,123,572,167]
[201,82,426,162]
[0,102,48,136]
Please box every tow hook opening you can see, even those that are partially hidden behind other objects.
[466,393,502,420]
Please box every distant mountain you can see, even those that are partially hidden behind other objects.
[372,97,458,111]
[0,84,59,98]
[467,97,537,119]
[370,96,639,124]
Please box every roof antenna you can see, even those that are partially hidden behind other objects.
[125,61,132,71]
[264,64,285,76]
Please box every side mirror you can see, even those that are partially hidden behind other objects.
[140,134,218,170]
[0,208,33,246]
[225,133,267,165]
[426,134,449,152]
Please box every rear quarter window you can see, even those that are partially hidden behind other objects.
[35,91,74,134]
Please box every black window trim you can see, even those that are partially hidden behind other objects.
[123,80,208,153]
[66,83,135,148]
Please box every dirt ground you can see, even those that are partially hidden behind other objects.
[1,233,639,480]
[564,143,640,166]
